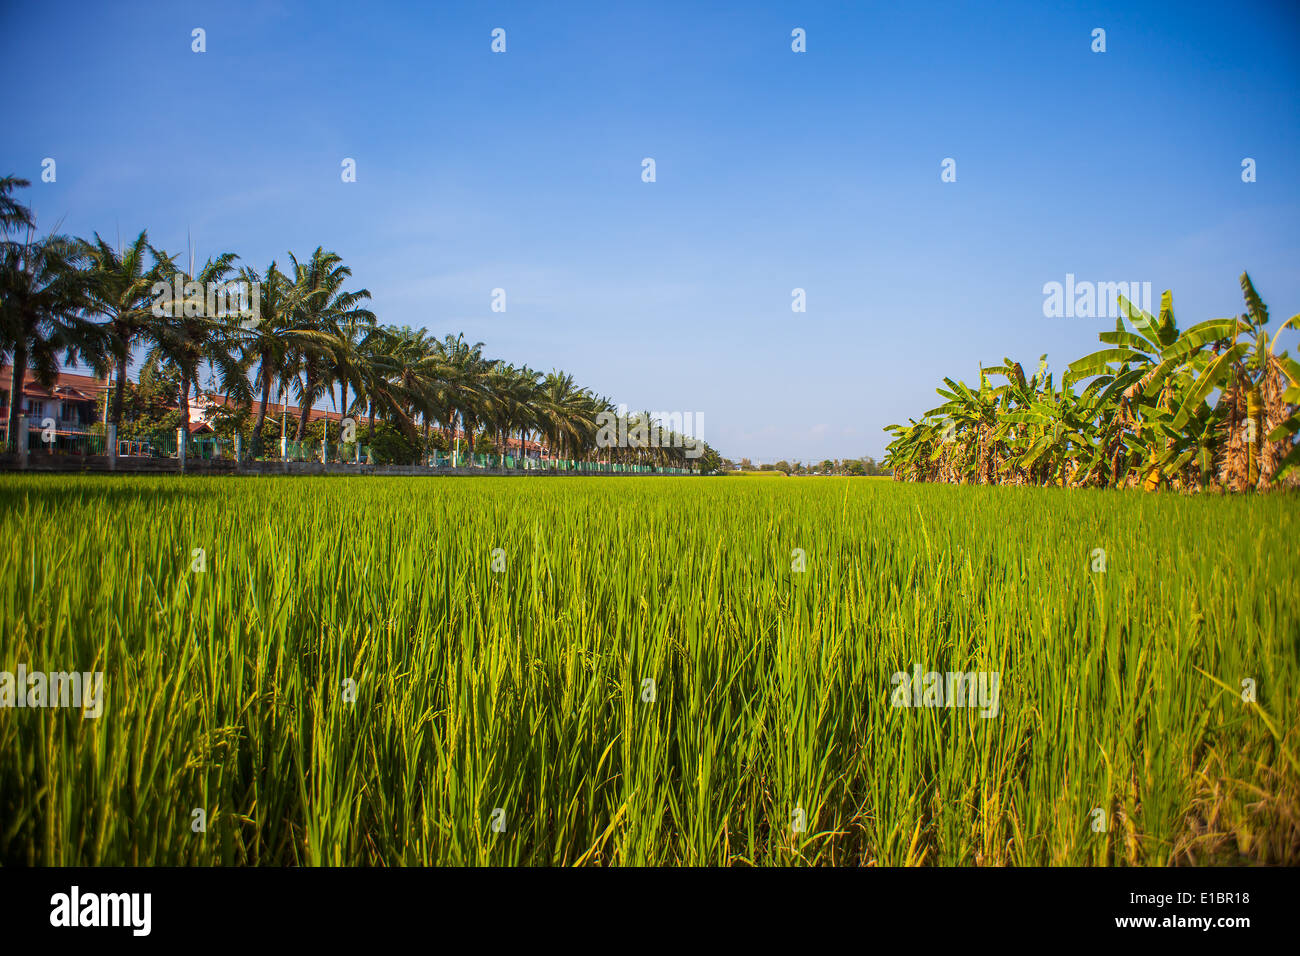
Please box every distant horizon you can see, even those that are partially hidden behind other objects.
[2,0,1297,463]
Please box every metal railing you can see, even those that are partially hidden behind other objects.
[20,429,108,457]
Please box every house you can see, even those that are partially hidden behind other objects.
[0,365,552,459]
[0,365,110,439]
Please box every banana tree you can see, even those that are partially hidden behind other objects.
[1169,273,1299,490]
[1064,290,1238,489]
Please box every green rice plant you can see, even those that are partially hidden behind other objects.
[0,475,1295,865]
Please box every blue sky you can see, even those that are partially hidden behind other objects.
[2,0,1297,462]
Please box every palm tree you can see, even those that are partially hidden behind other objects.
[537,370,596,463]
[485,363,541,467]
[384,326,446,444]
[439,333,492,465]
[80,230,174,432]
[0,170,722,474]
[0,176,35,235]
[237,262,312,458]
[145,249,247,442]
[352,324,395,446]
[0,232,95,451]
[284,248,374,444]
[323,270,377,437]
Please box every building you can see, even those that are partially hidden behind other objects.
[0,365,551,458]
[0,365,110,440]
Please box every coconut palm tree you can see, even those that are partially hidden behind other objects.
[324,275,377,436]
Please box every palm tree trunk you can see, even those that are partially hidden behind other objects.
[294,373,314,441]
[251,366,272,457]
[178,370,192,455]
[6,339,27,452]
[111,349,128,431]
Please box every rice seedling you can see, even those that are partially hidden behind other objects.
[0,474,1295,866]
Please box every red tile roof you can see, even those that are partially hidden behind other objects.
[1,367,551,454]
[0,365,110,405]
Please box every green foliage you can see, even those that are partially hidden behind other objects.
[886,276,1299,492]
[94,363,184,439]
[1,176,728,470]
[366,422,423,465]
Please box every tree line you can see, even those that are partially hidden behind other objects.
[726,457,891,476]
[884,278,1299,492]
[0,177,721,471]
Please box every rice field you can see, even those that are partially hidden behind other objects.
[0,474,1296,866]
